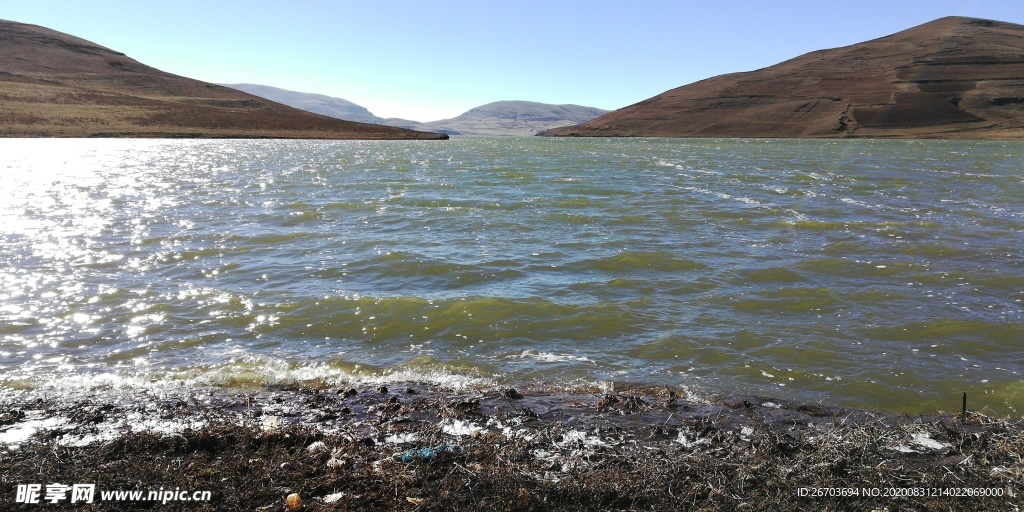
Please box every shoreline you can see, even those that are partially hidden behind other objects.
[2,383,1022,510]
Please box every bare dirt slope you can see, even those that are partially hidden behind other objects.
[0,20,447,139]
[541,17,1024,139]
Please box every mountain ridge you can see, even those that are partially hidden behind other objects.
[220,83,412,126]
[541,16,1024,139]
[0,20,447,139]
[220,84,609,136]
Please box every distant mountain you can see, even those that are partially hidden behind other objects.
[220,83,425,130]
[541,17,1024,139]
[220,85,609,136]
[220,83,391,125]
[0,20,447,139]
[415,101,610,136]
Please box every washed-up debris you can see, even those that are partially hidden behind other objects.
[892,432,954,455]
[677,431,711,448]
[2,384,1022,511]
[262,415,283,430]
[385,432,419,445]
[400,445,458,463]
[285,492,302,510]
[596,393,649,414]
[322,492,345,503]
[441,419,484,437]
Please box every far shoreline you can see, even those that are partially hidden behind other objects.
[0,131,449,140]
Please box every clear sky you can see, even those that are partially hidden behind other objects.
[4,1,1024,121]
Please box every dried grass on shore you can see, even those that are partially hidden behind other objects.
[2,388,1022,511]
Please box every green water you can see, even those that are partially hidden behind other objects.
[1,137,1022,415]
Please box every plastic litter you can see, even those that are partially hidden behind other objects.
[399,444,458,463]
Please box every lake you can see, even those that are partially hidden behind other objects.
[1,137,1022,415]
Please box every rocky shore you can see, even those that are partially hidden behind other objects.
[1,382,1021,511]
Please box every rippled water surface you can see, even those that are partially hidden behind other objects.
[2,137,1022,414]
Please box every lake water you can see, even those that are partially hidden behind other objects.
[1,137,1022,415]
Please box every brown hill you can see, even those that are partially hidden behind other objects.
[541,17,1024,139]
[0,20,447,139]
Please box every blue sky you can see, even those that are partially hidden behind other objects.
[4,1,1023,121]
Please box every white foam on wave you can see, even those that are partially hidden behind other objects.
[1,356,498,397]
[512,350,596,365]
[0,414,69,449]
